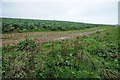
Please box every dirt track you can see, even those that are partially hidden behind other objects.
[1,28,106,47]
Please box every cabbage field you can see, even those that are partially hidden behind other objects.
[2,18,112,33]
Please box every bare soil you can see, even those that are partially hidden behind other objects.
[1,28,106,47]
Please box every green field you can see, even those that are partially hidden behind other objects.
[2,18,113,33]
[1,18,120,78]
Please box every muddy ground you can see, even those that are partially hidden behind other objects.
[1,28,106,47]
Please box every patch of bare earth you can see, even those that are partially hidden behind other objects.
[1,28,106,47]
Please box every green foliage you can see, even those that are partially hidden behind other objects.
[1,18,112,33]
[2,26,119,78]
[2,51,29,78]
[17,39,37,52]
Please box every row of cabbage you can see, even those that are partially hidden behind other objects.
[2,18,110,33]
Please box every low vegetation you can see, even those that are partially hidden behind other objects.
[2,26,119,78]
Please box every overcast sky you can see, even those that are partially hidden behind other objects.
[1,0,119,24]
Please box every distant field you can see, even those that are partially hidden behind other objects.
[1,18,113,33]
